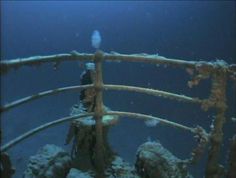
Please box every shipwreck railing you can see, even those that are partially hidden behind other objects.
[1,51,236,178]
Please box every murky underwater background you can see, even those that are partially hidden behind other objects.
[1,1,236,178]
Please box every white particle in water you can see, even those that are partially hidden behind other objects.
[91,30,101,49]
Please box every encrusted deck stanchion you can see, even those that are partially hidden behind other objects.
[94,50,105,177]
[205,68,227,178]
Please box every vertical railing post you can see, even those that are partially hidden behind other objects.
[205,69,227,178]
[226,135,236,177]
[94,50,105,177]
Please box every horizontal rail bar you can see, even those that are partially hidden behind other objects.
[106,111,196,133]
[0,84,202,113]
[105,52,197,68]
[0,111,199,152]
[0,52,93,74]
[0,113,93,152]
[0,84,93,112]
[1,51,234,74]
[104,84,202,104]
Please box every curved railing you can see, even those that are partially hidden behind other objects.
[1,111,198,152]
[0,84,202,112]
[1,50,235,178]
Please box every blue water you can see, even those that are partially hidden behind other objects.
[1,1,236,178]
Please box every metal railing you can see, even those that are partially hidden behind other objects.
[1,51,236,177]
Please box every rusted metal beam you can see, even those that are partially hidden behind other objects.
[0,85,93,112]
[205,70,227,178]
[104,84,202,104]
[1,111,204,153]
[0,84,202,113]
[94,51,105,177]
[1,51,235,75]
[0,51,93,74]
[0,113,93,152]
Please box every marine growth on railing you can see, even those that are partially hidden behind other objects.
[1,51,235,178]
